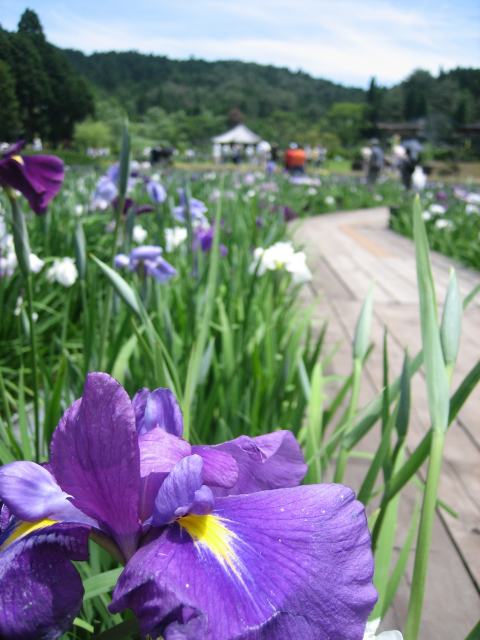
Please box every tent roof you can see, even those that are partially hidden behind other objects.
[212,124,261,145]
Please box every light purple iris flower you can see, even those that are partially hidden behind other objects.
[174,189,209,225]
[0,372,376,639]
[0,141,64,214]
[114,245,177,283]
[146,179,167,204]
[92,175,118,209]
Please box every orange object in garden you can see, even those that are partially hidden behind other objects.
[285,147,306,170]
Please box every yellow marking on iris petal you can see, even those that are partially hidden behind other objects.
[11,155,24,165]
[0,518,57,551]
[178,514,240,575]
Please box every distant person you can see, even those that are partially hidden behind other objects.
[32,136,43,151]
[366,139,384,185]
[317,145,327,166]
[400,139,422,189]
[231,144,241,165]
[267,143,279,174]
[285,143,306,175]
[257,140,271,167]
[412,165,427,191]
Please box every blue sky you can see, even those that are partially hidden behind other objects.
[2,0,479,87]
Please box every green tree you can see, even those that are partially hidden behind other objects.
[18,9,45,39]
[403,70,433,120]
[366,77,382,135]
[324,102,366,146]
[0,60,21,139]
[9,32,51,139]
[73,119,112,149]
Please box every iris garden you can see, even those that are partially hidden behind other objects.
[0,134,479,639]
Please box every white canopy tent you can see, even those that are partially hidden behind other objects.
[212,124,261,146]
[212,124,267,163]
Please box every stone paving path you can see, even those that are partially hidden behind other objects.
[293,207,480,640]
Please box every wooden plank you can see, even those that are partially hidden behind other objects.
[292,207,480,637]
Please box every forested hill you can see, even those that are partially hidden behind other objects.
[1,8,479,148]
[63,48,480,147]
[63,49,364,120]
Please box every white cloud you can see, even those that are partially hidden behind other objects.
[23,0,480,86]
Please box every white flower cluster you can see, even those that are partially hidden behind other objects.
[47,257,78,287]
[251,241,312,284]
[0,216,17,277]
[1,215,44,277]
[165,227,188,252]
[132,225,148,244]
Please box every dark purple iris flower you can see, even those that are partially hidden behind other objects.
[115,245,177,283]
[283,206,299,222]
[0,372,376,639]
[0,141,64,214]
[193,226,228,256]
[111,196,154,217]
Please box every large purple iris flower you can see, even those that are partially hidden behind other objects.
[115,245,177,283]
[0,373,376,639]
[0,141,64,214]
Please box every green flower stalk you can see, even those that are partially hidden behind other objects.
[9,195,41,461]
[334,287,373,483]
[404,197,453,640]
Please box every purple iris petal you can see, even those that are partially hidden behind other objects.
[114,246,176,284]
[114,253,130,269]
[151,455,214,526]
[283,206,298,222]
[139,428,191,520]
[0,461,71,522]
[134,387,184,436]
[212,430,307,496]
[193,226,228,256]
[93,175,118,205]
[191,446,238,489]
[196,226,214,252]
[0,505,10,532]
[146,180,167,204]
[130,245,163,261]
[106,163,120,183]
[135,204,155,215]
[110,484,376,638]
[0,152,64,215]
[139,429,191,479]
[0,523,89,640]
[174,192,208,225]
[50,373,141,559]
[2,140,25,157]
[144,257,177,283]
[132,387,149,428]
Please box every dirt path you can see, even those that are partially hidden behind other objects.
[293,207,480,639]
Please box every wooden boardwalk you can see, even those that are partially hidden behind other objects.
[293,207,480,640]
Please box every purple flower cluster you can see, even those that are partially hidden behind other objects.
[115,245,177,283]
[0,373,376,639]
[174,189,208,225]
[92,163,166,211]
